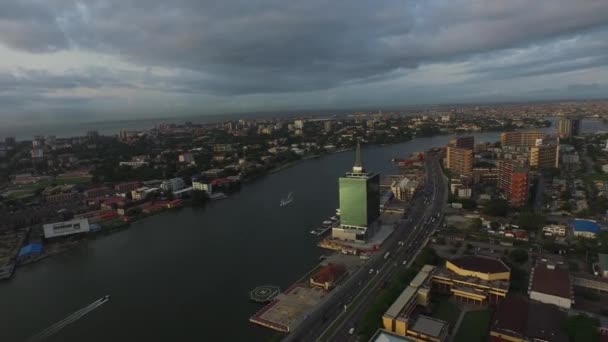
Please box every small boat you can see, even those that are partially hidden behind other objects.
[280,192,294,207]
[322,221,333,225]
[330,216,338,221]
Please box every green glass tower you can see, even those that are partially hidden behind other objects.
[335,142,380,243]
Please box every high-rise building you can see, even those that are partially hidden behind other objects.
[446,146,473,176]
[498,160,529,207]
[558,117,581,138]
[333,142,380,244]
[294,120,304,129]
[501,131,546,147]
[450,136,474,149]
[530,144,559,169]
[324,121,333,133]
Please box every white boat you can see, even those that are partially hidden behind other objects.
[322,221,333,225]
[330,216,338,221]
[280,191,294,207]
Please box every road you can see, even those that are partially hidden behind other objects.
[283,152,449,342]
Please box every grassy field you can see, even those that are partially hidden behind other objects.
[453,309,492,342]
[432,297,461,332]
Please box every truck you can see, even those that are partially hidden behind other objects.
[384,252,391,260]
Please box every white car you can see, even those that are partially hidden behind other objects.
[369,268,374,274]
[402,260,407,265]
[349,327,355,335]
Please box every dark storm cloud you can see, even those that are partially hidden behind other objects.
[1,0,608,97]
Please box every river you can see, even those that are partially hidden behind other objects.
[0,120,604,341]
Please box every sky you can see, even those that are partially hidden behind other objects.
[1,0,608,123]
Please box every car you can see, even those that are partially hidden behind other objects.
[369,268,374,274]
[402,260,407,265]
[349,327,355,335]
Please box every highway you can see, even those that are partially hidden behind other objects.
[284,152,448,342]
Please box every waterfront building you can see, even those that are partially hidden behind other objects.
[432,256,510,305]
[333,142,380,244]
[382,265,449,342]
[309,263,346,290]
[161,177,186,193]
[192,178,212,193]
[446,146,473,177]
[558,117,581,138]
[497,160,529,207]
[528,262,573,309]
[529,144,559,169]
[131,187,159,200]
[500,131,546,147]
[43,218,91,239]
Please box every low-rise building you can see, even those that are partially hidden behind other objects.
[432,256,510,305]
[542,224,567,237]
[43,218,91,239]
[528,263,573,309]
[490,295,568,342]
[382,265,448,342]
[572,219,601,239]
[309,263,346,290]
[131,187,159,200]
[160,177,185,193]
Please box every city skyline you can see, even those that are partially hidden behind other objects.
[1,1,608,123]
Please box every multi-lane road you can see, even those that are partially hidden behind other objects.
[284,152,448,342]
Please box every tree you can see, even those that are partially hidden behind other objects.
[509,248,528,264]
[517,212,545,231]
[469,218,483,230]
[490,221,500,230]
[562,314,600,342]
[482,199,510,217]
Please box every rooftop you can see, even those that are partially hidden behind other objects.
[573,219,601,233]
[384,265,435,319]
[530,265,571,299]
[599,253,608,272]
[449,255,510,274]
[368,329,417,342]
[409,315,448,338]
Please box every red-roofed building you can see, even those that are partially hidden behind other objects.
[310,263,346,290]
[529,263,573,309]
[100,197,127,210]
[114,181,141,193]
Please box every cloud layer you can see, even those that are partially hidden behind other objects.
[1,0,608,119]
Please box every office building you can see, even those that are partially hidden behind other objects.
[498,160,529,207]
[500,131,546,147]
[529,144,559,169]
[324,121,333,133]
[558,117,581,138]
[333,142,380,243]
[446,146,473,176]
[449,136,474,149]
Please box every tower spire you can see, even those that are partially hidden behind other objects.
[353,140,365,173]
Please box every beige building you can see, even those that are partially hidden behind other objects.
[530,144,559,169]
[446,146,473,176]
[501,131,546,147]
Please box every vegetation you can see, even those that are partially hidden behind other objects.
[562,314,600,342]
[482,199,510,217]
[453,310,492,342]
[509,248,528,264]
[431,297,461,332]
[517,212,545,231]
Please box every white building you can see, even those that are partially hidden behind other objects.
[161,177,185,193]
[43,218,91,239]
[294,120,304,129]
[192,180,212,193]
[542,224,567,237]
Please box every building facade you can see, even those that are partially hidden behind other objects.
[498,160,529,207]
[558,117,581,138]
[334,142,380,244]
[446,146,473,176]
[500,131,546,147]
[530,144,559,169]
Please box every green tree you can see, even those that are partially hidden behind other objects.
[562,314,600,342]
[482,199,510,217]
[509,248,528,264]
[517,212,545,231]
